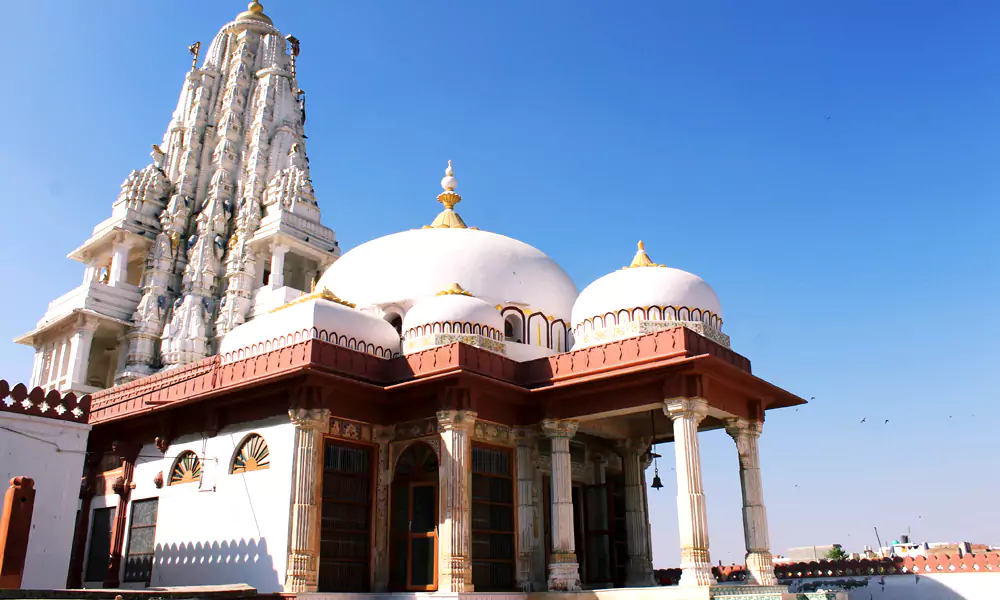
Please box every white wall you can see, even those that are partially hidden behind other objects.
[786,572,1000,599]
[0,412,90,589]
[82,416,294,592]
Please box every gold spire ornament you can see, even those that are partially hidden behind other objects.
[436,283,474,297]
[236,1,273,24]
[427,160,468,229]
[624,240,665,269]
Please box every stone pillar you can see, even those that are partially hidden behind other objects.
[541,419,581,592]
[83,260,98,285]
[66,320,98,390]
[108,237,132,287]
[269,244,288,289]
[29,349,44,389]
[284,408,330,593]
[514,429,538,591]
[620,439,655,587]
[725,418,777,586]
[372,425,393,592]
[437,409,476,592]
[665,398,715,587]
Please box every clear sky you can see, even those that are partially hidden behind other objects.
[1,1,998,569]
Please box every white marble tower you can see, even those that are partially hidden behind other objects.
[16,2,339,392]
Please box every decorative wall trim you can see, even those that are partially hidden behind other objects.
[574,305,723,335]
[328,417,373,442]
[393,417,440,441]
[220,327,399,364]
[404,321,502,342]
[0,380,90,423]
[472,420,514,445]
[404,332,506,355]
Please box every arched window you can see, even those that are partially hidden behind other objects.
[504,315,523,343]
[169,451,202,485]
[386,313,403,336]
[232,433,270,473]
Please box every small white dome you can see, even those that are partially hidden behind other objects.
[571,242,726,349]
[402,284,504,341]
[318,227,577,323]
[219,290,401,361]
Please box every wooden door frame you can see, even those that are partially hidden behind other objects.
[318,437,377,593]
[405,481,438,591]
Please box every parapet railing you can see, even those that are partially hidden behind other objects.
[654,553,1000,585]
[0,380,91,422]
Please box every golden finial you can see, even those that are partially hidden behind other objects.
[236,1,272,24]
[436,283,473,297]
[624,240,664,269]
[427,160,468,229]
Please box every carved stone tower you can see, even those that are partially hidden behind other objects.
[16,2,339,392]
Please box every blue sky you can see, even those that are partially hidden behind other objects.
[1,1,998,568]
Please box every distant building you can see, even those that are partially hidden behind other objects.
[779,545,843,563]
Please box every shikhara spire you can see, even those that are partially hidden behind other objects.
[111,3,339,380]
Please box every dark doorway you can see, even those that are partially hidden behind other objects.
[85,507,114,583]
[389,442,439,591]
[319,440,374,592]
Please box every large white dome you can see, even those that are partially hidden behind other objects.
[571,242,727,349]
[318,227,578,322]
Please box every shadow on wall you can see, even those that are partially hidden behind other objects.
[152,538,280,592]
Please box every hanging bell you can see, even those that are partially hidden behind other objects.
[651,473,664,490]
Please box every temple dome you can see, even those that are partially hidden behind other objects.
[218,290,401,361]
[402,284,504,341]
[571,242,727,349]
[319,228,576,323]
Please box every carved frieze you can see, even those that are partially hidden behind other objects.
[393,417,439,441]
[473,420,513,445]
[328,417,372,442]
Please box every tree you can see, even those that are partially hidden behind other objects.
[825,545,848,560]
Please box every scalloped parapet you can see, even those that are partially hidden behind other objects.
[0,380,91,423]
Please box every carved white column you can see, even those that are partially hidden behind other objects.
[438,409,476,592]
[725,418,777,586]
[541,419,581,592]
[284,408,330,593]
[83,260,98,285]
[29,348,45,388]
[620,439,655,587]
[66,319,98,390]
[514,429,538,591]
[108,236,132,287]
[269,244,288,289]
[665,398,716,587]
[372,425,393,592]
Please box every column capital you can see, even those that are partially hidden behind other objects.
[288,407,330,430]
[724,418,763,440]
[437,409,477,431]
[541,418,578,439]
[271,243,290,254]
[664,397,709,422]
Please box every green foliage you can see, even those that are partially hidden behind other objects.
[825,546,848,560]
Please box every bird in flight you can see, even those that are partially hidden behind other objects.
[884,419,890,424]
[860,417,867,423]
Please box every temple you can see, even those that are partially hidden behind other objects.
[10,4,814,600]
